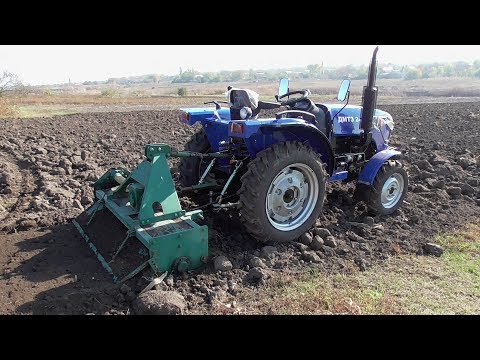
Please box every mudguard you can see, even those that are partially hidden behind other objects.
[179,108,231,153]
[179,107,230,126]
[230,119,335,175]
[357,149,402,185]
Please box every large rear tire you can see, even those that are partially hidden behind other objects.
[179,129,211,187]
[238,141,327,243]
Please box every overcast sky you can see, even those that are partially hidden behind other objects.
[1,45,479,85]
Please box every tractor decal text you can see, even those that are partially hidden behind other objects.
[337,116,360,123]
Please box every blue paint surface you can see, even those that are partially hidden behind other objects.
[358,149,402,185]
[178,101,398,181]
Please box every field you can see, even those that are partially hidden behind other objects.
[3,78,480,120]
[0,83,479,314]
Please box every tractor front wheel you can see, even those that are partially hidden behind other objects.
[362,160,408,215]
[238,141,327,243]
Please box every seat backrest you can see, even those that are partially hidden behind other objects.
[228,88,259,120]
[229,89,255,108]
[315,104,329,135]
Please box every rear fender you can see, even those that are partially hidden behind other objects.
[357,149,402,185]
[179,107,231,153]
[239,121,335,175]
[179,107,230,126]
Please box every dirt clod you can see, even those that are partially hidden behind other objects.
[446,187,462,197]
[461,183,475,195]
[18,219,38,230]
[347,232,367,243]
[302,251,322,263]
[354,257,368,271]
[246,267,268,283]
[416,159,434,171]
[424,243,444,257]
[249,256,266,269]
[310,235,324,250]
[132,290,186,315]
[260,246,277,258]
[72,199,84,211]
[313,227,332,239]
[214,255,233,272]
[324,236,338,248]
[299,232,313,245]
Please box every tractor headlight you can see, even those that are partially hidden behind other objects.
[239,106,252,120]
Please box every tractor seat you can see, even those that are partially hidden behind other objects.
[228,88,259,120]
[300,100,327,134]
[286,99,327,134]
[314,104,327,134]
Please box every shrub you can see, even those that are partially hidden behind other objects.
[130,90,146,97]
[101,88,120,97]
[0,99,18,118]
[177,87,187,96]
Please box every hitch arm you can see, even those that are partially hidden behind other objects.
[216,160,243,204]
[171,150,230,159]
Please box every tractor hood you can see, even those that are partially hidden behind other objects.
[322,104,394,136]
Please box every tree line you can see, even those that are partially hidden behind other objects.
[168,61,480,83]
[98,60,480,85]
[3,60,480,93]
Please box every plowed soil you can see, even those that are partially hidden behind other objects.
[1,103,479,314]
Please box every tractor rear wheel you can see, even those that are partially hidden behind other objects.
[361,160,408,215]
[179,128,211,187]
[238,141,327,243]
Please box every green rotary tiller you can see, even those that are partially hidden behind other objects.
[73,144,231,283]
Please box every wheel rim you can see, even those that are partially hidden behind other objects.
[381,173,404,209]
[265,163,319,231]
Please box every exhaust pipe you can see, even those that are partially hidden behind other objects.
[361,46,379,148]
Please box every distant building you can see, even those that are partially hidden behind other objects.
[254,72,267,80]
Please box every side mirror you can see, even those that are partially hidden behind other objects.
[337,79,351,102]
[278,78,289,98]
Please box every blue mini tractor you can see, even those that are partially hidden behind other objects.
[75,47,408,282]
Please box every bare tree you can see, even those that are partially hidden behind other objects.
[0,71,21,96]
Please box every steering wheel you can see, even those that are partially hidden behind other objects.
[278,89,311,107]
